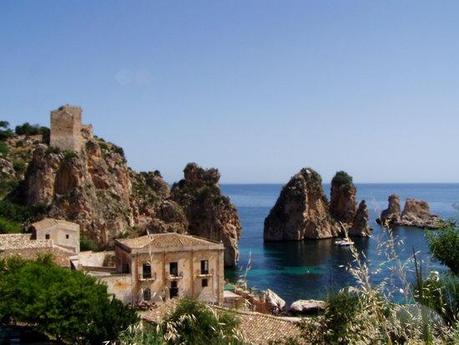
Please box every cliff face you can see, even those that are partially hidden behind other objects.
[13,139,185,245]
[264,168,339,241]
[171,163,242,267]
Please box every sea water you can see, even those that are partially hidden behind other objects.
[222,184,459,304]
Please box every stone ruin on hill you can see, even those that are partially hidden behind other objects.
[50,105,93,152]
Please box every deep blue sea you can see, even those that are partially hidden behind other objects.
[222,184,459,304]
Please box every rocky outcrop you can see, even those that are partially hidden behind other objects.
[171,163,242,267]
[12,138,187,245]
[330,171,370,237]
[400,198,446,229]
[289,299,326,315]
[330,171,357,224]
[264,168,339,241]
[264,289,286,314]
[349,200,371,237]
[377,196,446,229]
[377,194,402,227]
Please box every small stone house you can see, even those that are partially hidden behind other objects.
[114,233,225,305]
[29,218,80,254]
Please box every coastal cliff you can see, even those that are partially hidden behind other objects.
[264,168,339,241]
[171,163,242,267]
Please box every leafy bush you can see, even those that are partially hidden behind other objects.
[14,122,48,136]
[0,216,22,233]
[0,141,8,156]
[162,298,243,345]
[0,200,47,223]
[63,149,78,160]
[428,226,459,274]
[80,234,100,252]
[0,256,138,344]
[0,121,14,141]
[332,171,353,186]
[12,159,26,174]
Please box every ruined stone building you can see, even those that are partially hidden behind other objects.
[50,105,92,152]
[0,218,80,266]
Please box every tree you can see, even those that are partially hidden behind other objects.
[0,120,13,141]
[0,256,138,344]
[427,226,459,274]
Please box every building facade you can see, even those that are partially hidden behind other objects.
[29,218,80,254]
[114,233,225,305]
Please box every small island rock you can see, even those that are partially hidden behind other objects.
[264,168,339,241]
[377,194,401,227]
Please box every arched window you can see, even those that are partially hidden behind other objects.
[143,288,151,301]
[142,262,152,279]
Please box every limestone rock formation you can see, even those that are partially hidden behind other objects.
[400,198,446,229]
[13,138,186,245]
[349,200,371,237]
[171,163,242,267]
[264,168,339,241]
[377,194,402,227]
[330,171,357,224]
[289,299,326,315]
[377,196,446,229]
[264,289,286,314]
[330,171,370,237]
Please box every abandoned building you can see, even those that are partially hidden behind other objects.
[112,233,225,305]
[50,104,93,152]
[0,218,80,266]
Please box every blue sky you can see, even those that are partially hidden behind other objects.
[1,1,458,183]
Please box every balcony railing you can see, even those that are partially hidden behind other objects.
[138,272,156,281]
[167,271,183,280]
[197,268,214,278]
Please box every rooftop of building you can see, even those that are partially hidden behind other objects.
[116,233,223,253]
[30,218,79,232]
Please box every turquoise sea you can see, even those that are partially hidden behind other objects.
[222,184,459,304]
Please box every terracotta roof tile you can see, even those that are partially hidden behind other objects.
[117,233,222,251]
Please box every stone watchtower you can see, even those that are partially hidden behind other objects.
[50,105,84,152]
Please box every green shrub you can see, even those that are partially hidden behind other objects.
[0,141,9,156]
[0,256,138,344]
[163,298,243,345]
[63,149,78,161]
[80,234,100,252]
[0,200,48,223]
[0,216,22,233]
[13,159,26,174]
[14,122,47,136]
[332,171,353,186]
[428,227,459,274]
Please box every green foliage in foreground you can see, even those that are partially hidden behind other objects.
[0,256,138,344]
[428,226,459,274]
[164,298,242,345]
[116,299,244,345]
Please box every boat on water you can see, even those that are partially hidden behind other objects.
[335,239,354,247]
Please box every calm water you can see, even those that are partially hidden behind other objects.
[222,184,459,304]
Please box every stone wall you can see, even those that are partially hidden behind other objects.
[50,105,83,152]
[99,274,133,304]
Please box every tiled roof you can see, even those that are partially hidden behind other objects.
[116,233,222,251]
[31,218,79,231]
[140,300,304,345]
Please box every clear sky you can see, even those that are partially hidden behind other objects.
[1,1,458,184]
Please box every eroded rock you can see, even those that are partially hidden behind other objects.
[289,299,326,315]
[264,168,339,241]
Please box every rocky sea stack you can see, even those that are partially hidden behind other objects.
[171,163,242,267]
[377,194,447,229]
[330,171,371,237]
[264,168,370,241]
[264,168,339,241]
